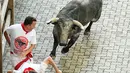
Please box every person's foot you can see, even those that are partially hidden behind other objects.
[50,52,56,57]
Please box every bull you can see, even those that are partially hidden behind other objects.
[47,0,102,57]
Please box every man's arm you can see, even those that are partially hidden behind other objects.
[21,44,36,57]
[4,31,11,46]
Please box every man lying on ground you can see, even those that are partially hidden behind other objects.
[7,56,62,73]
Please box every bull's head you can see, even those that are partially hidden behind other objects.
[47,17,84,46]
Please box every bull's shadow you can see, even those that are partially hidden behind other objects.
[57,33,100,73]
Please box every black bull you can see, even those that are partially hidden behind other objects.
[47,0,102,57]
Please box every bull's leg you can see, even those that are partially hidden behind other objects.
[84,8,102,35]
[61,34,79,54]
[84,21,93,35]
[50,36,58,57]
[94,8,102,22]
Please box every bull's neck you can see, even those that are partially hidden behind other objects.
[57,13,72,19]
[57,9,80,21]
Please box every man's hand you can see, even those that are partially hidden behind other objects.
[19,44,35,58]
[19,50,27,58]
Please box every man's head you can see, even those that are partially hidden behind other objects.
[24,16,37,32]
[29,70,37,73]
[23,67,37,73]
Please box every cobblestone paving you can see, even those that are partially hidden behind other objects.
[2,0,130,73]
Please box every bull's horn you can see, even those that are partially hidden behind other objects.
[73,20,84,30]
[46,18,59,24]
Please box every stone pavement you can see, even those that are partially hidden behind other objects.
[2,0,130,73]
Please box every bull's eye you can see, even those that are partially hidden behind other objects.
[72,25,77,30]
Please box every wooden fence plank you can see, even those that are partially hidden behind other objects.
[0,0,14,72]
[1,0,9,28]
[0,2,3,73]
[8,0,14,24]
[2,10,11,55]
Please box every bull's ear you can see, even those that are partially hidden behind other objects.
[46,18,59,24]
[73,20,84,30]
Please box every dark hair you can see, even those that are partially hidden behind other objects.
[24,16,37,25]
[29,70,37,73]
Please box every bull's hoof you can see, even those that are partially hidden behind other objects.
[61,48,69,54]
[50,53,56,57]
[84,31,90,35]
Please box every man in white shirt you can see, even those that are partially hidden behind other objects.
[4,16,37,67]
[7,56,62,73]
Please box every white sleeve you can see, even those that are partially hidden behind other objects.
[39,62,48,73]
[5,24,19,35]
[31,30,37,44]
[5,25,14,35]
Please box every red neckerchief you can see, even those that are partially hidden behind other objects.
[21,23,28,34]
[23,67,35,73]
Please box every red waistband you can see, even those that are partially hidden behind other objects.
[11,52,33,70]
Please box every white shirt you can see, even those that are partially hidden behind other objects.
[6,24,36,54]
[13,62,48,73]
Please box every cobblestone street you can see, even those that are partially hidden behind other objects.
[2,0,130,73]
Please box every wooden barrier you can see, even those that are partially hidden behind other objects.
[0,0,14,72]
[1,0,14,32]
[1,0,14,56]
[0,2,3,73]
[8,0,14,24]
[1,0,9,29]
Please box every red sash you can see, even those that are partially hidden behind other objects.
[14,52,33,70]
